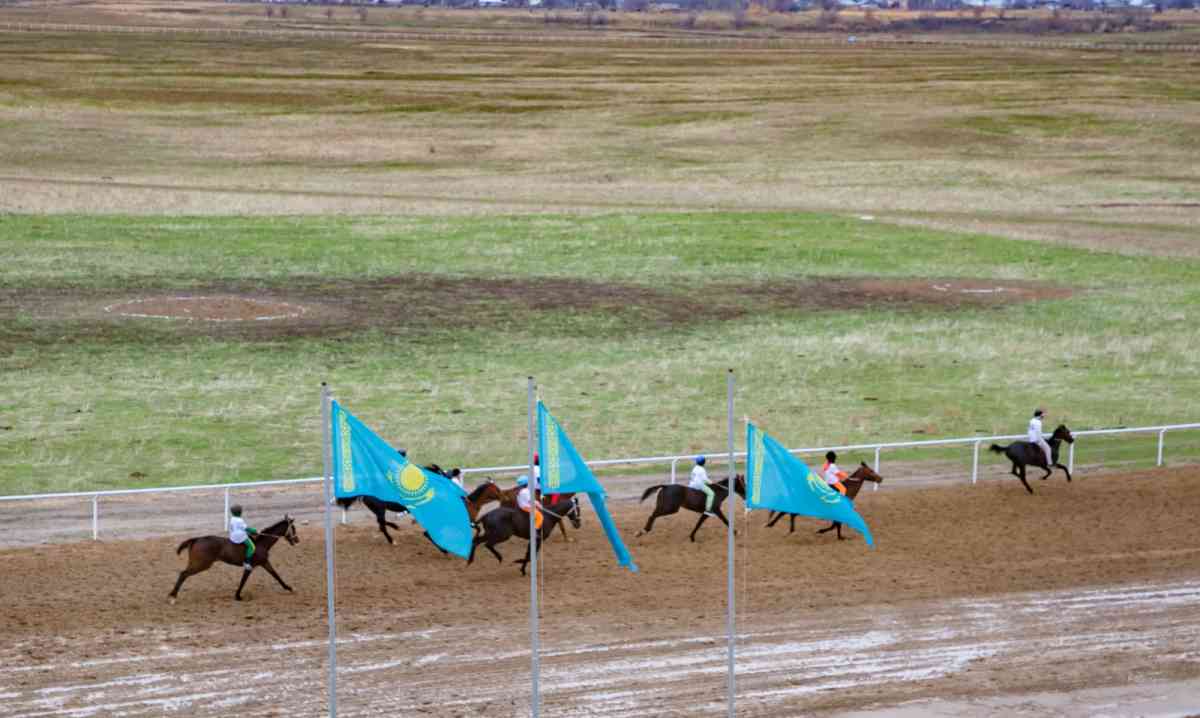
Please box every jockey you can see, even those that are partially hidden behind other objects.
[822,451,849,496]
[229,504,258,570]
[448,467,464,490]
[1028,409,1053,466]
[690,456,717,517]
[516,475,543,530]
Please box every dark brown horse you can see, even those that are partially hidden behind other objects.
[497,485,576,542]
[990,424,1075,494]
[765,462,883,540]
[169,515,299,603]
[468,495,581,575]
[635,475,747,542]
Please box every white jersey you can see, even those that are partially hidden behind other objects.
[229,516,249,544]
[532,464,541,491]
[517,486,534,511]
[823,462,845,486]
[1028,417,1044,443]
[689,465,710,490]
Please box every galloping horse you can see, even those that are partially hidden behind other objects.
[765,462,883,540]
[468,495,581,576]
[636,475,746,542]
[497,485,576,542]
[990,424,1075,494]
[169,515,299,603]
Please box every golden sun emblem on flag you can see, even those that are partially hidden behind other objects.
[390,462,435,506]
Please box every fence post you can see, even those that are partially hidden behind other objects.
[1157,429,1166,466]
[224,487,230,531]
[972,441,981,485]
[92,496,99,541]
[341,508,348,525]
[1068,441,1076,474]
[670,457,680,484]
[873,447,881,491]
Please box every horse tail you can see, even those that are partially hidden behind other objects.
[176,537,198,555]
[640,485,666,503]
[989,443,1008,454]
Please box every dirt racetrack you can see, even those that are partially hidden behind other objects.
[2,467,1200,717]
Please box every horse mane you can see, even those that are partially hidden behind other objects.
[466,482,494,502]
[260,516,291,535]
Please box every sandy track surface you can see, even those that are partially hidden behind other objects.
[2,467,1199,716]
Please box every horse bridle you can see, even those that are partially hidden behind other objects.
[256,521,298,544]
[539,496,580,520]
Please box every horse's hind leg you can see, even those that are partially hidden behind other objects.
[1018,465,1034,495]
[168,569,198,602]
[817,522,836,534]
[689,514,709,542]
[637,510,662,537]
[789,515,797,534]
[261,560,293,593]
[486,542,503,563]
[766,511,784,528]
[168,556,212,603]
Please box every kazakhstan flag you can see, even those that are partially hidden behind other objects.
[746,422,874,546]
[331,401,473,558]
[537,401,638,572]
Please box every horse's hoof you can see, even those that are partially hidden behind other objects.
[168,597,176,606]
[635,531,644,538]
[235,596,243,602]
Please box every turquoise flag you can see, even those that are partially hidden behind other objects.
[746,422,874,546]
[331,401,473,558]
[537,401,638,573]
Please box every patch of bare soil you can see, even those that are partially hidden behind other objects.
[0,467,1197,715]
[3,276,1073,343]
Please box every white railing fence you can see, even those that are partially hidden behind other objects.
[1,422,1197,541]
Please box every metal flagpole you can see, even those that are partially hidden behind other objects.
[527,376,540,718]
[725,369,736,718]
[320,383,338,718]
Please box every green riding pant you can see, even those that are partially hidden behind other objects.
[243,535,255,561]
[697,483,716,513]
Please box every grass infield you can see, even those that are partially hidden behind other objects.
[1,212,1198,495]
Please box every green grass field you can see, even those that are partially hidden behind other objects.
[2,212,1198,495]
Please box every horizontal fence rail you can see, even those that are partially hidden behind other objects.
[1,421,1197,541]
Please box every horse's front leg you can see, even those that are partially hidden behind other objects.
[816,522,836,534]
[765,511,784,528]
[1055,463,1072,482]
[836,523,845,541]
[789,514,797,534]
[261,560,293,593]
[234,567,253,601]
